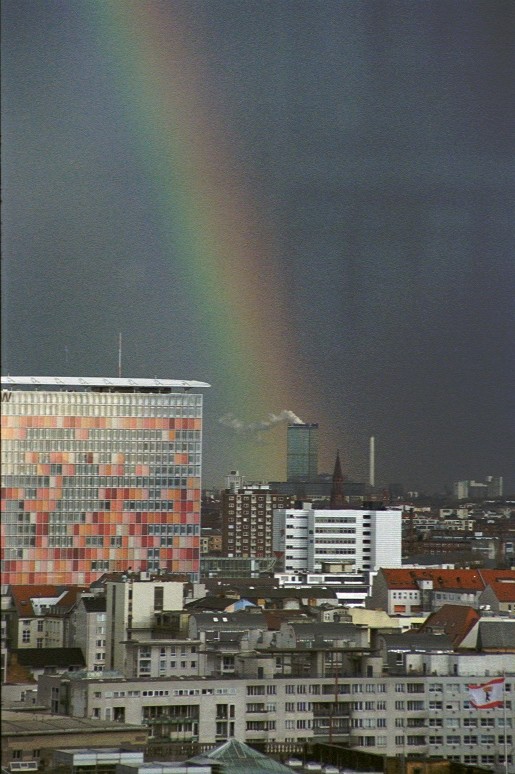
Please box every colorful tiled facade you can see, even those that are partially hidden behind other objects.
[1,377,209,588]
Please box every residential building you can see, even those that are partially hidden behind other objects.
[36,654,515,770]
[221,487,293,559]
[286,423,319,482]
[105,576,186,672]
[67,595,107,672]
[368,568,515,615]
[0,375,209,588]
[5,585,86,650]
[273,504,402,573]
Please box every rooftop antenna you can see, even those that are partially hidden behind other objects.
[118,332,122,378]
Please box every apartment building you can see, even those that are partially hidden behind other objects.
[221,487,293,559]
[37,653,515,770]
[67,595,107,672]
[369,568,515,615]
[105,577,186,672]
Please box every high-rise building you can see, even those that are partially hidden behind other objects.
[286,422,318,481]
[221,486,293,558]
[273,504,402,573]
[0,376,209,588]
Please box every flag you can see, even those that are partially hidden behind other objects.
[467,677,505,709]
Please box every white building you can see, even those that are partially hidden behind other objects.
[37,654,515,770]
[273,505,402,573]
[105,577,186,673]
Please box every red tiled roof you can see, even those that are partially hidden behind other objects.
[9,585,88,617]
[417,604,480,647]
[380,568,486,591]
[483,581,515,602]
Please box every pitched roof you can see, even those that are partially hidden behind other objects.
[380,568,486,591]
[189,739,295,774]
[417,604,480,647]
[478,570,515,602]
[9,585,88,617]
[477,620,515,650]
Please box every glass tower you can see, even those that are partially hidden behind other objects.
[1,377,209,588]
[286,422,319,481]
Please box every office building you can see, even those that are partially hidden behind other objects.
[272,504,402,573]
[286,422,318,481]
[221,486,293,558]
[0,376,209,588]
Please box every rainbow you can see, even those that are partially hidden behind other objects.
[85,2,320,478]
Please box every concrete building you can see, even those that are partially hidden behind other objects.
[1,711,147,772]
[272,505,402,573]
[67,595,107,673]
[0,375,209,588]
[36,654,515,770]
[105,577,186,672]
[286,423,319,482]
[221,487,293,559]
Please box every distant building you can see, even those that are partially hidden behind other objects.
[273,504,402,573]
[221,487,293,559]
[286,423,319,481]
[454,476,503,499]
[0,375,209,587]
[224,470,245,492]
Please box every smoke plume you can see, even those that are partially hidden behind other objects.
[219,410,304,434]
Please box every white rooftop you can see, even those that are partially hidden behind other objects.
[1,376,210,389]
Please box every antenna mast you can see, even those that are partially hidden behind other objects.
[118,333,122,378]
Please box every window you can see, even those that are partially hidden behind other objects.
[154,586,164,611]
[247,685,265,696]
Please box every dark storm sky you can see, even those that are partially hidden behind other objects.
[1,0,514,492]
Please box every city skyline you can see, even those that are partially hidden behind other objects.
[2,1,514,491]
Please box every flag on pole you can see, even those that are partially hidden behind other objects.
[467,677,505,709]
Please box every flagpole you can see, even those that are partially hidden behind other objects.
[503,671,508,774]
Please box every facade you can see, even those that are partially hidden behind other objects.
[273,505,402,573]
[37,655,515,770]
[105,577,186,672]
[286,423,319,482]
[221,487,293,559]
[2,710,147,772]
[67,595,107,673]
[0,376,209,588]
[369,568,515,616]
